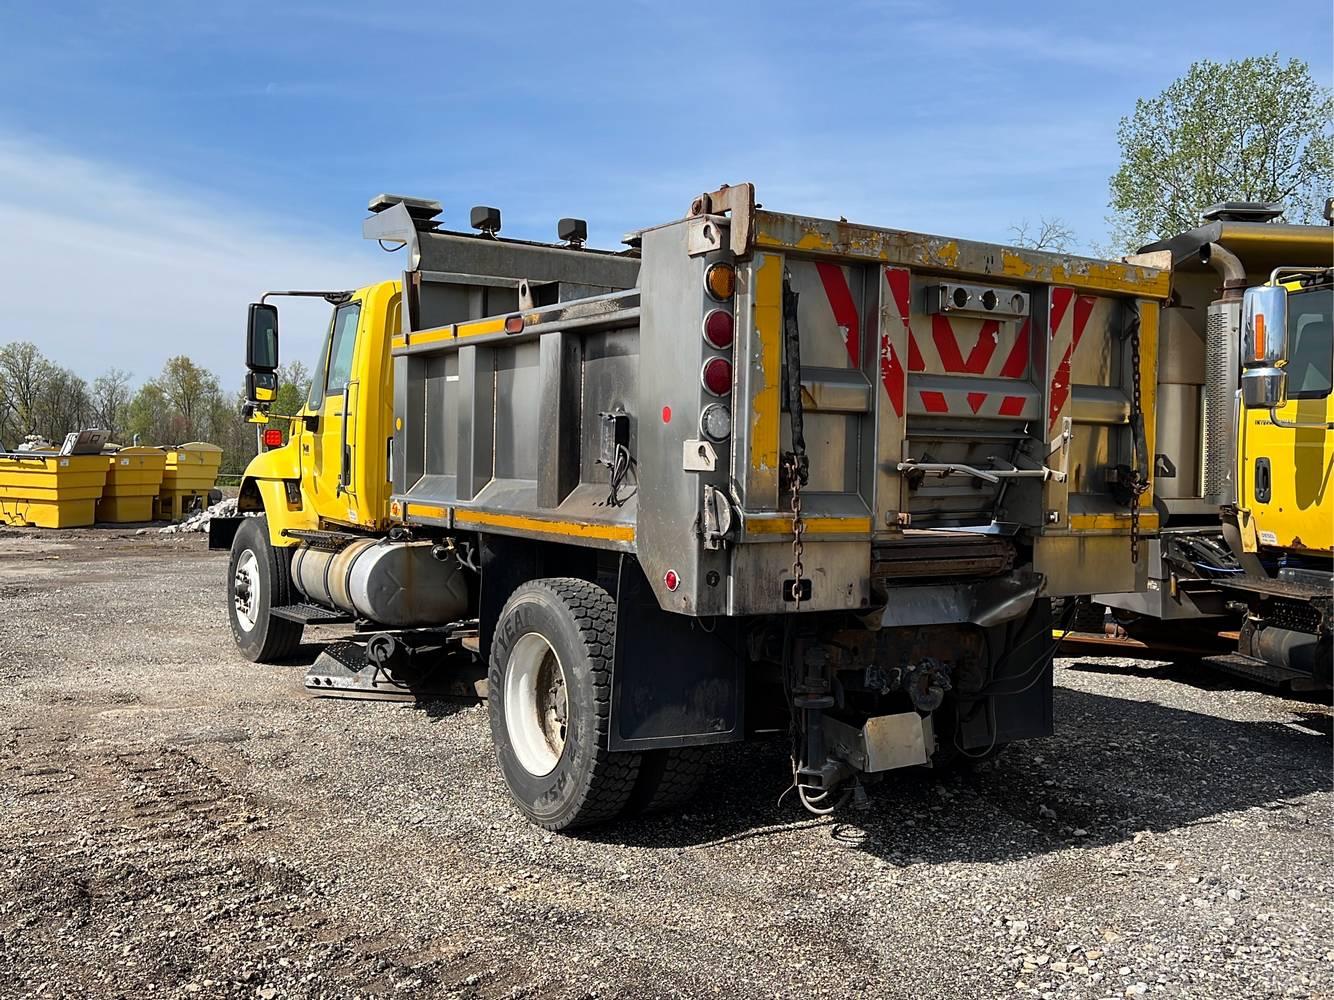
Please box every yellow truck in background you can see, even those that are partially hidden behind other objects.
[1091,203,1332,687]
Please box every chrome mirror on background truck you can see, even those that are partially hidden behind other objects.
[1240,285,1288,409]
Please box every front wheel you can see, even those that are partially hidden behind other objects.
[488,578,641,831]
[227,515,303,663]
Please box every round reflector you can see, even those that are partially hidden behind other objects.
[702,309,734,349]
[664,570,680,592]
[704,262,736,301]
[701,357,732,396]
[699,403,731,442]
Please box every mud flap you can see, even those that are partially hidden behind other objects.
[608,556,743,750]
[956,597,1055,751]
[209,515,245,550]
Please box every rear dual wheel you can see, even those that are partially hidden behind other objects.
[488,578,708,831]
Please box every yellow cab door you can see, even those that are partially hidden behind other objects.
[296,282,398,531]
[303,299,364,527]
[1239,285,1333,554]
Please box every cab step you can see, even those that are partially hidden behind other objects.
[271,603,354,625]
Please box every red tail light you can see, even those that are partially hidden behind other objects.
[701,357,733,396]
[702,309,734,350]
[262,428,284,447]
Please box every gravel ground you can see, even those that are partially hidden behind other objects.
[0,527,1330,1000]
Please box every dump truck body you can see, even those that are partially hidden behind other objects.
[226,185,1168,828]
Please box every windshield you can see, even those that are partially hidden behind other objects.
[1286,287,1332,399]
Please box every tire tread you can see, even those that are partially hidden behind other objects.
[501,577,639,830]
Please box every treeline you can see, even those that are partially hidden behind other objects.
[0,342,311,476]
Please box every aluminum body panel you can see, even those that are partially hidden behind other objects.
[1155,382,1202,500]
[383,196,1168,618]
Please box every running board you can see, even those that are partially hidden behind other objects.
[272,603,354,625]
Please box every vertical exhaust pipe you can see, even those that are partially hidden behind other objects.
[1199,242,1247,506]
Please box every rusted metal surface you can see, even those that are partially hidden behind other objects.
[752,210,1170,297]
[688,182,755,258]
[870,531,1016,582]
[1058,628,1240,659]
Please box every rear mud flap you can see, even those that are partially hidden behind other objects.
[608,556,744,751]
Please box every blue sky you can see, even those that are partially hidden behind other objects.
[1,0,1330,385]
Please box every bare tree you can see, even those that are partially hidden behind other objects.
[91,367,134,441]
[32,366,91,442]
[1008,217,1076,253]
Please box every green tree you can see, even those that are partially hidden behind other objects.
[0,341,51,445]
[125,381,173,446]
[1109,54,1334,250]
[272,360,311,416]
[152,355,222,442]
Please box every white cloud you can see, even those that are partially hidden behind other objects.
[0,132,376,387]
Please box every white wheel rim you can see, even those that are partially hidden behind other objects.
[233,549,261,632]
[504,631,569,777]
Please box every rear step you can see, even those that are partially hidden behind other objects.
[272,603,354,625]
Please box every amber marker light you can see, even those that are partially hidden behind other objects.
[705,262,736,301]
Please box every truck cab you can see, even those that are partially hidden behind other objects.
[1231,267,1333,681]
[236,280,400,542]
[1096,205,1333,687]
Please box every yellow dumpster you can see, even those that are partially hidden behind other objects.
[97,447,168,523]
[158,441,223,520]
[0,453,111,528]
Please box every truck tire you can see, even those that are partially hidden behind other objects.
[626,747,711,816]
[227,515,303,663]
[488,578,641,831]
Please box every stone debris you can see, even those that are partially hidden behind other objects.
[154,496,246,534]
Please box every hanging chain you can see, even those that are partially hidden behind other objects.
[1128,315,1150,564]
[787,454,807,608]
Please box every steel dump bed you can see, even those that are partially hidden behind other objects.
[367,185,1169,617]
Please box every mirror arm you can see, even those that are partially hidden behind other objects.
[260,289,353,305]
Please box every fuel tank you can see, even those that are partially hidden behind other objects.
[291,538,470,627]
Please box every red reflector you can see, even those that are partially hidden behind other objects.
[504,314,524,334]
[702,308,734,350]
[664,570,680,592]
[262,428,283,447]
[701,357,732,396]
[662,405,672,423]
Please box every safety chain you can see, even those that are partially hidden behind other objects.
[786,454,807,608]
[1127,315,1150,564]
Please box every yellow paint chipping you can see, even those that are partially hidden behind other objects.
[750,254,783,477]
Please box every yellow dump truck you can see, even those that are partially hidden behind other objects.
[214,185,1169,829]
[1090,203,1332,687]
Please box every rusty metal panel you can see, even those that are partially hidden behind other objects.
[752,211,1170,299]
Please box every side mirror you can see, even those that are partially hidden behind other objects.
[246,303,280,372]
[245,370,277,405]
[1239,286,1288,409]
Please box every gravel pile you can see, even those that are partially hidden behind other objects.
[156,497,244,534]
[0,527,1329,998]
